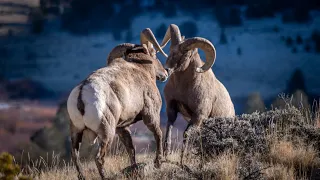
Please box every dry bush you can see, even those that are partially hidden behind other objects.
[266,139,319,177]
[28,153,198,180]
[201,152,239,180]
[189,117,268,157]
[24,106,320,179]
[272,90,310,110]
[0,152,31,180]
[244,92,266,114]
[263,164,295,180]
[188,106,320,179]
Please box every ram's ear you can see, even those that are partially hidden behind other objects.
[141,44,150,55]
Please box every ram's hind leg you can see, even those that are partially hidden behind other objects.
[116,127,136,165]
[164,100,178,159]
[70,123,85,180]
[143,113,163,168]
[95,123,115,180]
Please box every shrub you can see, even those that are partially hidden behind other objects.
[125,30,133,42]
[155,23,167,39]
[282,8,311,24]
[304,44,311,52]
[244,92,266,114]
[215,6,242,27]
[292,47,297,53]
[245,3,274,19]
[220,29,227,44]
[272,25,280,32]
[179,21,198,38]
[286,69,306,94]
[228,7,242,26]
[61,0,115,34]
[162,4,177,18]
[272,90,310,111]
[237,47,242,56]
[189,116,268,157]
[268,140,317,173]
[29,8,45,34]
[112,30,122,41]
[311,30,320,42]
[190,106,320,158]
[311,30,320,53]
[296,34,303,44]
[285,36,293,46]
[0,152,31,180]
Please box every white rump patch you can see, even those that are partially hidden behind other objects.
[67,85,85,130]
[81,83,106,132]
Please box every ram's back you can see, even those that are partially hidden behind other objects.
[82,63,153,127]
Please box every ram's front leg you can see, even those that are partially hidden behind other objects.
[116,127,136,165]
[143,113,164,168]
[180,114,204,166]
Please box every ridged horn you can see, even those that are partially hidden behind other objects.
[140,28,167,57]
[160,24,182,50]
[179,37,216,73]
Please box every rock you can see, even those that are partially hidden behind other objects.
[30,101,98,160]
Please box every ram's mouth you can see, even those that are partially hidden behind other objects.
[157,74,168,82]
[165,68,174,76]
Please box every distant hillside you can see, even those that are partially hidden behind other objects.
[0,0,70,36]
[0,0,37,36]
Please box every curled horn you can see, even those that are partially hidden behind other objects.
[179,37,216,73]
[160,24,182,50]
[140,28,168,58]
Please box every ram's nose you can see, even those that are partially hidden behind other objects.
[157,70,168,82]
[165,68,173,76]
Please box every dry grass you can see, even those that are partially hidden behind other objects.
[263,164,295,180]
[21,142,320,180]
[269,140,318,168]
[25,153,194,180]
[201,152,239,180]
[267,139,319,178]
[9,105,320,180]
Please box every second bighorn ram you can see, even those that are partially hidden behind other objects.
[67,29,167,180]
[161,24,235,164]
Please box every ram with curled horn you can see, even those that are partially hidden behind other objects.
[161,24,235,165]
[67,28,167,180]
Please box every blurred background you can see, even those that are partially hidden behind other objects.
[0,0,319,163]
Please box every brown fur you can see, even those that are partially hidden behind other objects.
[162,28,235,165]
[69,45,167,180]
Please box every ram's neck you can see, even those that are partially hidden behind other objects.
[190,51,206,71]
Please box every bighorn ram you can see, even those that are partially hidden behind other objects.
[161,24,235,164]
[67,29,167,180]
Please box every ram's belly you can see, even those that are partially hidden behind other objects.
[115,86,144,127]
[177,103,192,121]
[117,99,144,127]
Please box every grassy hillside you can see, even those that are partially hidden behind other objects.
[11,103,320,180]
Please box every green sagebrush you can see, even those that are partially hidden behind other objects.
[0,152,31,180]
